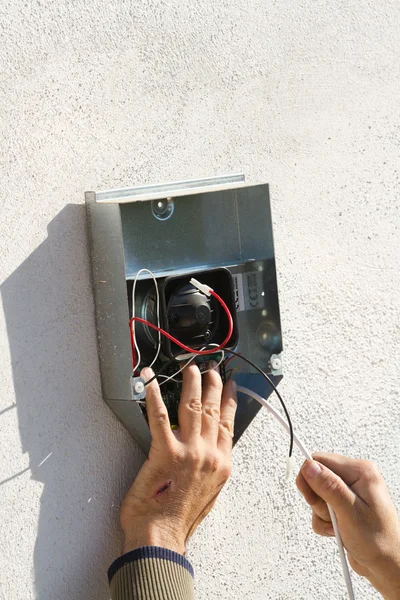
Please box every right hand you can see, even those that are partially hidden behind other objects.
[296,453,400,599]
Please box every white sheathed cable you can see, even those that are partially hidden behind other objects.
[236,386,355,600]
[131,268,161,372]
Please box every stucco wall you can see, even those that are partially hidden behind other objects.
[1,1,399,598]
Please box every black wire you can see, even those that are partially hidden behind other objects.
[143,356,178,387]
[227,349,294,457]
[144,347,294,458]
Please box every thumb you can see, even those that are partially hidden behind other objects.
[302,460,356,515]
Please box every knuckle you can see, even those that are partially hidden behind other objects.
[219,461,232,482]
[203,404,221,423]
[188,396,203,413]
[219,419,234,438]
[320,473,343,497]
[362,460,381,484]
[225,396,238,412]
[186,447,203,466]
[203,452,219,472]
[152,409,169,427]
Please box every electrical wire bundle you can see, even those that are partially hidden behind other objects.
[129,269,355,600]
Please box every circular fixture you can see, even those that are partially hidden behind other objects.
[151,198,174,221]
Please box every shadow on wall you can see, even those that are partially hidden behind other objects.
[1,205,144,600]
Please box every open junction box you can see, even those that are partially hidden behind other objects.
[85,174,283,452]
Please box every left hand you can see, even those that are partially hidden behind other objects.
[120,363,237,555]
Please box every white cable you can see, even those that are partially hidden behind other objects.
[158,354,198,387]
[158,345,224,388]
[131,269,161,372]
[237,386,355,600]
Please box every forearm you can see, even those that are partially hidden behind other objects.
[367,555,400,600]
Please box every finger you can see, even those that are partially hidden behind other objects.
[141,368,175,449]
[312,512,335,537]
[301,460,357,517]
[312,453,364,487]
[217,379,237,452]
[178,363,202,441]
[314,453,385,506]
[296,470,331,522]
[201,364,223,442]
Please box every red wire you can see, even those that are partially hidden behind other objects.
[130,289,233,357]
[129,320,138,370]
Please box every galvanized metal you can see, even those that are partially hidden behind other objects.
[85,174,283,453]
[94,173,246,204]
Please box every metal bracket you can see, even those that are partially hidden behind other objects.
[93,173,246,204]
[132,377,147,401]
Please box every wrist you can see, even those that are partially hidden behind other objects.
[369,556,400,600]
[122,520,186,556]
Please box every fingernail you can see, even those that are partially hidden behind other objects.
[325,526,335,536]
[231,380,237,393]
[303,460,322,479]
[140,367,154,381]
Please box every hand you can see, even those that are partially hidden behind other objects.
[120,363,237,556]
[297,453,400,600]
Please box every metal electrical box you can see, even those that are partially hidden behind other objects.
[85,174,283,452]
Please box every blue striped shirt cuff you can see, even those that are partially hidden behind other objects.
[108,546,194,584]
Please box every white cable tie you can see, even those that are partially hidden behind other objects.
[190,277,212,296]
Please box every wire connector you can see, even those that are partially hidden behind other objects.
[285,455,295,482]
[190,278,213,297]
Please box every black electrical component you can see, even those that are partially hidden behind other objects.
[161,268,239,357]
[129,267,239,366]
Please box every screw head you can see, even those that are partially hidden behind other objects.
[134,381,145,394]
[151,198,174,221]
[271,357,282,371]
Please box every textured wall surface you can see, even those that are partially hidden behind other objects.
[1,1,399,599]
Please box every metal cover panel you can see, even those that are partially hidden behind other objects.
[120,184,274,279]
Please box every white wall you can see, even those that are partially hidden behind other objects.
[1,1,399,598]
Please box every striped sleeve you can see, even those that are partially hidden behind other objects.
[108,546,195,600]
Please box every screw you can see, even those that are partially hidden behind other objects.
[204,329,212,341]
[134,381,145,394]
[271,356,282,371]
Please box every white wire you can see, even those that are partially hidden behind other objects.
[131,268,161,372]
[158,345,225,388]
[237,386,355,600]
[158,353,198,387]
